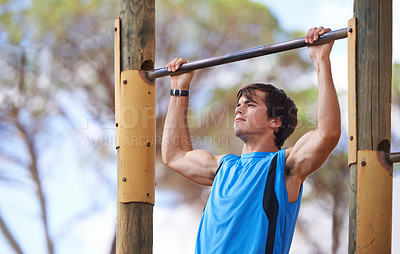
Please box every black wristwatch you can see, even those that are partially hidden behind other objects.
[170,89,189,97]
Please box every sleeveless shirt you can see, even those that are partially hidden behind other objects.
[195,149,303,254]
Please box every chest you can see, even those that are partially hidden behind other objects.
[213,159,272,200]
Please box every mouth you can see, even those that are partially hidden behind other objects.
[234,117,246,123]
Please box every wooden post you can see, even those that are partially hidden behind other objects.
[347,18,357,253]
[349,0,392,252]
[116,1,155,253]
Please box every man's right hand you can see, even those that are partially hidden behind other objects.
[166,58,194,90]
[162,58,223,186]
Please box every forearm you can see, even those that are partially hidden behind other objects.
[286,27,340,183]
[162,95,193,163]
[286,57,340,181]
[314,57,341,137]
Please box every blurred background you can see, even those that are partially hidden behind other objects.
[0,0,399,253]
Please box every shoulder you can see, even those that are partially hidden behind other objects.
[218,154,239,164]
[284,147,293,160]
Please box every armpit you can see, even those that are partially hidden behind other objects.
[285,159,294,177]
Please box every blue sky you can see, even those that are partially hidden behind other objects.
[261,0,400,62]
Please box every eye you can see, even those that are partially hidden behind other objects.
[235,103,241,108]
[248,104,255,107]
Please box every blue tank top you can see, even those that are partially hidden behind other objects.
[195,149,302,254]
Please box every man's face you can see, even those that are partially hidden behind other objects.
[234,90,271,141]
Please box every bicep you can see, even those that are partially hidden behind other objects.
[166,149,225,186]
[287,129,338,181]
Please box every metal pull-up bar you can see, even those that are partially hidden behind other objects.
[388,152,400,163]
[146,27,348,80]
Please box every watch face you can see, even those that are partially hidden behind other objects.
[170,89,188,96]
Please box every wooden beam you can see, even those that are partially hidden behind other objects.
[347,18,358,252]
[120,0,155,71]
[354,0,392,151]
[350,0,393,252]
[347,18,357,166]
[117,1,155,253]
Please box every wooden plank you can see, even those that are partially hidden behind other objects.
[356,150,392,253]
[347,19,358,250]
[348,18,357,166]
[118,70,155,204]
[115,18,121,148]
[347,19,358,251]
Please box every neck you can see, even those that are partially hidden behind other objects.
[241,136,279,154]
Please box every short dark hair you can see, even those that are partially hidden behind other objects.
[236,83,298,149]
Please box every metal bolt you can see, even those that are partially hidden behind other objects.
[361,161,366,166]
[348,27,353,33]
[350,136,353,141]
[123,80,127,84]
[122,177,126,182]
[147,142,151,147]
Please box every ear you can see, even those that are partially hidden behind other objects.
[270,117,282,128]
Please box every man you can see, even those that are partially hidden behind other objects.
[161,26,340,253]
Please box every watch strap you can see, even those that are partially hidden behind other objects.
[170,89,189,97]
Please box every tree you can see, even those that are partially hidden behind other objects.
[0,0,118,253]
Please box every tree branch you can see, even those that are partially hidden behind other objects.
[0,212,24,254]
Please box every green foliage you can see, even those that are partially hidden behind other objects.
[156,0,280,60]
[27,0,105,39]
[197,0,278,36]
[155,0,310,117]
[0,0,25,45]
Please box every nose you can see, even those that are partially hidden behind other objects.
[235,105,244,115]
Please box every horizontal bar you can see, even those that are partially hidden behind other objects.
[147,28,348,79]
[388,152,400,163]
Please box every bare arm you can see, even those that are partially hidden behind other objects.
[161,58,224,186]
[286,27,341,186]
